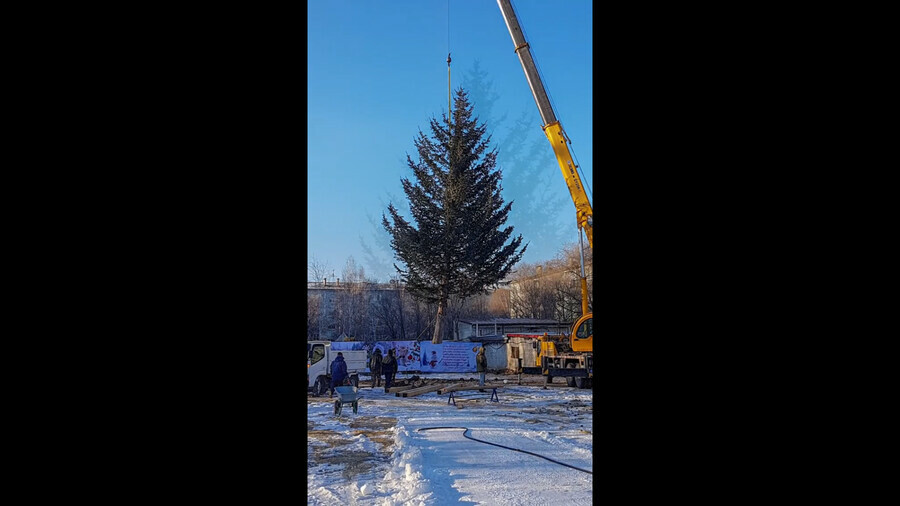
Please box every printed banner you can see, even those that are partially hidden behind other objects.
[419,342,478,373]
[329,341,479,373]
[373,341,421,372]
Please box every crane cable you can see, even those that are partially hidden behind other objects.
[416,426,593,475]
[447,0,451,118]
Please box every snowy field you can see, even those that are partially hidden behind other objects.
[307,374,593,505]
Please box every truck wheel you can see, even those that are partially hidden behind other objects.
[566,364,576,387]
[350,375,359,388]
[315,376,328,396]
[574,375,586,389]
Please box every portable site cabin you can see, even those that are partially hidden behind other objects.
[506,334,551,372]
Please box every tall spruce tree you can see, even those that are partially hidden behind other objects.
[383,88,526,344]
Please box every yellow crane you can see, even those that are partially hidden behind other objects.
[498,0,593,387]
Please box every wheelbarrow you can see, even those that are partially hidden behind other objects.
[333,385,360,416]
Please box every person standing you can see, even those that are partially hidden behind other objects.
[476,347,487,389]
[382,349,397,393]
[330,352,348,397]
[371,348,383,388]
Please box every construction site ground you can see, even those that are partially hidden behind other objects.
[307,372,592,504]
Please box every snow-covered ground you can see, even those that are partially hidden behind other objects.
[308,374,593,505]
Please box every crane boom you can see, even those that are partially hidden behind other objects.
[497,0,593,249]
[499,0,592,363]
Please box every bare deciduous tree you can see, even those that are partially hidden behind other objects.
[308,255,330,283]
[556,241,593,318]
[372,284,406,340]
[508,262,555,319]
[507,243,592,323]
[307,294,321,339]
[333,256,372,339]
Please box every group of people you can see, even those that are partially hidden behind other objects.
[368,348,398,392]
[329,346,487,396]
[327,348,399,396]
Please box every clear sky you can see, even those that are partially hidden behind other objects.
[308,0,593,283]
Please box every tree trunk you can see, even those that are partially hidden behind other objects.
[432,298,446,344]
[397,289,406,340]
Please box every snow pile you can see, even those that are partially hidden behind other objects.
[377,426,434,505]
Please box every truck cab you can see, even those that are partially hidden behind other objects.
[307,341,367,396]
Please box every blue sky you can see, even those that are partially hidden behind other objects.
[308,0,593,282]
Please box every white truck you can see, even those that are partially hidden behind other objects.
[307,341,368,395]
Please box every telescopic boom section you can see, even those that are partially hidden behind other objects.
[497,0,593,249]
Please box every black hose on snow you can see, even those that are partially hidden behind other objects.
[416,427,592,475]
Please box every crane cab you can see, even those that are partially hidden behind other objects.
[570,313,592,353]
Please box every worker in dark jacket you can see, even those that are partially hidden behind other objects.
[476,347,487,389]
[382,349,398,393]
[330,352,348,397]
[370,348,383,388]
